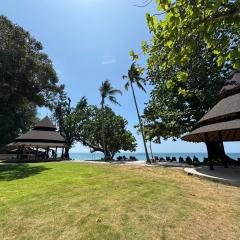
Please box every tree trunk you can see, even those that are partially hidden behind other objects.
[149,140,154,161]
[64,147,70,159]
[205,141,232,169]
[101,101,107,160]
[130,82,151,163]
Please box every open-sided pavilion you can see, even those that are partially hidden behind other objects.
[182,70,240,169]
[9,116,67,161]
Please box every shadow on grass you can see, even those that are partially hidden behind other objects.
[0,164,50,181]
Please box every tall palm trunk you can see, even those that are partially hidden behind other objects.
[130,82,151,163]
[101,101,107,160]
[149,140,154,161]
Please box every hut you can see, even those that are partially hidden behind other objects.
[9,116,67,161]
[182,70,240,170]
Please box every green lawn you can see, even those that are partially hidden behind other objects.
[0,162,240,240]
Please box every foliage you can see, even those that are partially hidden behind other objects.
[75,105,137,159]
[0,15,63,145]
[131,0,240,86]
[99,80,122,106]
[99,80,122,159]
[123,63,151,162]
[53,96,136,159]
[53,96,89,157]
[0,102,38,145]
[142,39,230,141]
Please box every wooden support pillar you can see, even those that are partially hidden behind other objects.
[55,147,58,159]
[205,133,214,170]
[46,146,50,160]
[20,146,24,160]
[61,147,64,159]
[17,146,20,159]
[218,131,228,168]
[35,146,39,161]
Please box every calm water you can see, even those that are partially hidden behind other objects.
[70,152,240,161]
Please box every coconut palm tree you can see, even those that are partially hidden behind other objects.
[99,80,122,160]
[123,62,151,163]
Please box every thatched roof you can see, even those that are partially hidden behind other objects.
[34,116,56,130]
[182,119,240,142]
[182,70,240,142]
[15,130,65,143]
[197,92,240,126]
[219,69,240,99]
[9,116,66,147]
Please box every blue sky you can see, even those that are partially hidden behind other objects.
[1,0,239,153]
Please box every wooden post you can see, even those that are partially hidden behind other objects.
[55,147,58,159]
[218,131,228,168]
[35,146,39,161]
[17,146,20,159]
[20,146,24,160]
[205,133,214,170]
[61,148,64,159]
[46,146,50,160]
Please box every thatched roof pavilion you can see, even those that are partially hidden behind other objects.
[182,70,240,169]
[10,116,67,161]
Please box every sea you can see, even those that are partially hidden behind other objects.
[69,152,240,161]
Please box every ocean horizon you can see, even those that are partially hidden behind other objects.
[69,152,240,161]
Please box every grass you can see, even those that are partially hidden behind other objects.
[0,162,240,240]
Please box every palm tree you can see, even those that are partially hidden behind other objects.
[99,80,122,160]
[123,62,151,163]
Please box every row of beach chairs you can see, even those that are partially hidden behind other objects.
[154,156,200,164]
[116,156,138,161]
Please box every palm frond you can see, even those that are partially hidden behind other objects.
[109,89,122,95]
[109,96,121,105]
[124,81,130,91]
[136,81,146,92]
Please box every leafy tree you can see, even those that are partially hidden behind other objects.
[123,63,151,163]
[0,15,63,145]
[75,105,137,159]
[142,39,231,162]
[143,40,230,139]
[99,80,122,159]
[131,0,240,88]
[53,96,89,158]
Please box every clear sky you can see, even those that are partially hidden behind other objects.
[1,0,239,153]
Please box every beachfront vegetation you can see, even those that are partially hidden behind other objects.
[123,63,151,163]
[129,1,239,159]
[76,106,136,159]
[142,39,230,140]
[0,162,240,240]
[0,16,64,145]
[99,80,122,159]
[53,97,136,159]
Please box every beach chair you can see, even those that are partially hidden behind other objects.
[179,157,184,163]
[166,156,171,162]
[159,157,165,162]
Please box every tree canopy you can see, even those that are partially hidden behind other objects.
[131,0,240,86]
[143,39,230,142]
[0,15,64,145]
[75,104,137,159]
[131,1,238,141]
